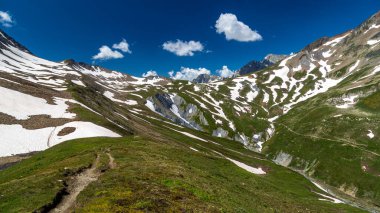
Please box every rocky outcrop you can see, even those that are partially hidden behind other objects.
[193,74,221,83]
[264,54,288,64]
[234,132,265,151]
[193,74,211,83]
[212,127,229,138]
[274,151,293,167]
[302,37,330,52]
[147,93,209,131]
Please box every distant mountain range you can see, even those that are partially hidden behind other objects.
[237,54,288,76]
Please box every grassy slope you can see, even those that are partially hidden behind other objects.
[0,135,363,212]
[263,87,380,209]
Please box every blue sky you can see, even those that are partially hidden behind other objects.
[2,0,380,78]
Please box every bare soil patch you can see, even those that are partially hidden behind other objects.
[57,127,76,136]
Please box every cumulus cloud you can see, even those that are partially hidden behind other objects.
[217,66,235,78]
[162,40,204,56]
[0,11,14,27]
[92,45,124,60]
[169,67,210,81]
[112,39,132,53]
[142,70,158,77]
[215,13,262,42]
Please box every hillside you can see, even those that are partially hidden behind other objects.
[0,10,380,212]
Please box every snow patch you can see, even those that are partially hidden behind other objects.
[324,34,349,47]
[336,95,358,109]
[364,24,380,34]
[348,60,360,73]
[367,130,375,139]
[0,121,121,157]
[226,157,266,175]
[367,39,380,46]
[71,80,86,87]
[104,91,138,105]
[0,86,75,120]
[145,100,156,112]
[189,147,199,152]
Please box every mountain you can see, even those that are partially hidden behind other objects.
[192,74,221,83]
[238,54,287,75]
[1,11,380,212]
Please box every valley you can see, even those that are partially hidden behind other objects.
[0,9,380,213]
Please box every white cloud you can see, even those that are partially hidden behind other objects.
[215,13,262,42]
[217,65,235,78]
[162,40,204,56]
[169,67,210,81]
[142,70,158,77]
[92,45,124,60]
[0,11,14,27]
[112,39,132,53]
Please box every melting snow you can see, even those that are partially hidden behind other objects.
[262,92,270,103]
[145,100,156,112]
[166,126,208,142]
[316,192,344,204]
[367,130,375,139]
[226,157,266,175]
[348,60,360,73]
[284,78,342,113]
[322,49,334,58]
[104,91,138,105]
[364,24,380,34]
[336,95,358,109]
[0,121,121,157]
[189,147,199,152]
[0,86,75,120]
[323,33,349,47]
[229,81,243,101]
[71,80,86,87]
[246,90,258,102]
[367,39,380,46]
[311,180,344,204]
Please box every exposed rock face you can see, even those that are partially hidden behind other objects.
[199,112,209,126]
[193,74,211,83]
[234,133,250,146]
[212,127,229,138]
[302,37,330,52]
[192,74,221,83]
[234,132,264,151]
[274,152,293,167]
[147,93,208,130]
[264,54,288,64]
[238,54,287,76]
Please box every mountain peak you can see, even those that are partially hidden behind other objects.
[0,30,32,54]
[302,36,330,52]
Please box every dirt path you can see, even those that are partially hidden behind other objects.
[50,155,101,213]
[106,152,116,169]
